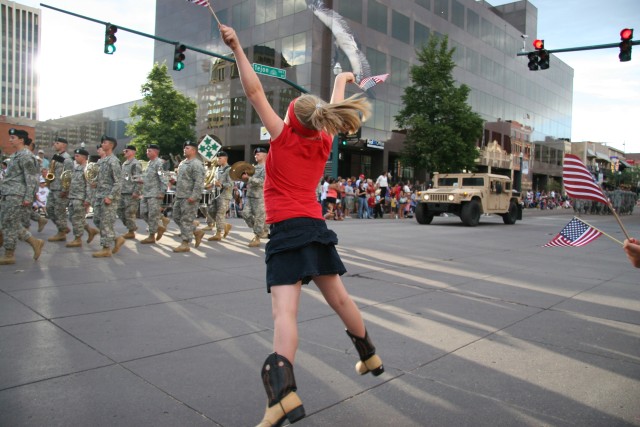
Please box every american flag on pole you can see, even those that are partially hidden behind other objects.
[186,0,209,7]
[563,154,609,205]
[358,74,389,91]
[544,217,603,247]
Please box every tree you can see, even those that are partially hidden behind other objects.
[126,62,197,159]
[395,36,483,173]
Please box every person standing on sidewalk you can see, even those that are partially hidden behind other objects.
[139,144,168,244]
[46,137,73,243]
[220,24,384,427]
[65,148,98,248]
[0,128,44,265]
[118,145,142,240]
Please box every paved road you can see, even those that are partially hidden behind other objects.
[1,209,639,426]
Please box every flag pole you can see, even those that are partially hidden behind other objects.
[577,217,624,246]
[599,188,631,241]
[207,3,221,26]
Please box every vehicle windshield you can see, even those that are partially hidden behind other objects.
[462,177,484,186]
[438,177,459,187]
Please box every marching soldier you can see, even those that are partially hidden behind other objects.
[171,141,205,252]
[46,137,73,243]
[66,148,99,248]
[0,129,45,265]
[92,136,125,258]
[243,147,268,247]
[24,140,48,233]
[139,144,168,244]
[206,151,233,241]
[118,145,142,240]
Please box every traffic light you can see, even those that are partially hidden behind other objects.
[338,133,348,146]
[104,24,117,54]
[527,52,539,71]
[619,28,633,62]
[538,49,550,70]
[532,39,549,70]
[173,43,186,71]
[533,39,544,50]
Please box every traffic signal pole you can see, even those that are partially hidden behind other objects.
[40,3,309,94]
[517,40,640,56]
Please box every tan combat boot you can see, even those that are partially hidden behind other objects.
[207,231,222,241]
[38,217,49,232]
[92,247,112,258]
[173,241,190,252]
[48,231,66,242]
[156,226,166,241]
[161,216,170,228]
[260,229,270,239]
[202,224,214,231]
[0,249,16,265]
[85,226,99,244]
[65,237,82,248]
[26,236,45,260]
[223,223,232,238]
[248,234,261,247]
[112,236,125,254]
[121,230,136,239]
[140,234,156,244]
[194,229,205,248]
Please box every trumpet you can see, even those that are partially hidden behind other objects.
[45,159,56,183]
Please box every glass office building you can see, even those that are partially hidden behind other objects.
[153,0,573,181]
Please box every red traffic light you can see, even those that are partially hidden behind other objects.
[533,39,544,50]
[620,28,633,40]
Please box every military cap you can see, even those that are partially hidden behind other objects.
[74,148,89,157]
[125,144,137,151]
[183,141,199,148]
[101,135,117,147]
[147,144,160,150]
[8,128,29,140]
[254,146,268,154]
[216,150,228,157]
[55,137,68,144]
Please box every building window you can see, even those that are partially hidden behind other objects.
[451,0,464,29]
[467,9,479,38]
[230,96,247,126]
[281,32,307,67]
[283,0,306,17]
[390,56,409,86]
[366,47,387,75]
[414,21,430,49]
[278,88,298,118]
[415,0,431,11]
[252,91,273,124]
[254,42,276,67]
[434,0,449,21]
[391,11,410,43]
[256,0,276,25]
[367,0,387,34]
[337,0,362,23]
[232,1,251,31]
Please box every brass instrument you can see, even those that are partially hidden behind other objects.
[229,161,256,181]
[84,162,99,184]
[45,159,57,183]
[60,170,72,191]
[203,157,219,188]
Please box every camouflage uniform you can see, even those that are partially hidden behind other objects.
[243,162,266,235]
[140,158,167,234]
[68,162,90,239]
[94,154,123,248]
[1,149,38,250]
[22,152,41,228]
[118,158,142,232]
[207,164,233,234]
[46,151,73,232]
[173,158,205,243]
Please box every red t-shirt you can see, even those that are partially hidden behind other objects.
[264,124,332,224]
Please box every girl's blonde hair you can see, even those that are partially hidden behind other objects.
[293,94,371,136]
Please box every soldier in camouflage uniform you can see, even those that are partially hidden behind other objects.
[92,136,125,258]
[24,139,48,233]
[242,146,268,247]
[118,145,142,240]
[206,151,233,241]
[171,141,205,252]
[65,148,99,248]
[139,144,168,244]
[46,137,73,243]
[0,129,45,265]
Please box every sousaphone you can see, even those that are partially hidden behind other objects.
[229,161,255,181]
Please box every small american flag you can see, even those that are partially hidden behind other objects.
[563,154,609,205]
[544,217,603,247]
[186,0,209,7]
[358,74,389,91]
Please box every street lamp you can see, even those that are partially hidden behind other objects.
[330,62,342,178]
[333,62,342,76]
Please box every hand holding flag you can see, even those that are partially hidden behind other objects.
[358,74,389,91]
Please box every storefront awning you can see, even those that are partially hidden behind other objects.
[595,152,611,162]
[620,159,632,168]
[586,149,596,157]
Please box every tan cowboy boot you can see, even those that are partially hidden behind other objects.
[48,231,66,242]
[85,226,99,244]
[248,235,261,247]
[194,229,205,248]
[0,249,16,265]
[208,231,222,241]
[38,217,48,232]
[121,230,136,239]
[65,237,82,248]
[140,234,156,244]
[156,226,166,241]
[173,241,190,252]
[26,236,45,260]
[92,247,112,258]
[223,223,232,238]
[112,236,125,254]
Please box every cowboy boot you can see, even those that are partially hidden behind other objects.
[92,247,112,258]
[346,329,384,376]
[121,230,136,239]
[173,241,190,253]
[37,217,48,232]
[256,353,305,427]
[112,236,125,254]
[0,249,16,265]
[223,223,232,238]
[156,226,166,241]
[48,231,66,242]
[207,231,222,241]
[194,229,205,248]
[85,225,99,244]
[26,236,45,260]
[65,237,82,248]
[248,234,261,247]
[140,234,156,244]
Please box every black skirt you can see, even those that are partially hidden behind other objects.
[265,217,346,292]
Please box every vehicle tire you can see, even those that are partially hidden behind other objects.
[460,200,481,226]
[415,203,434,225]
[502,201,518,224]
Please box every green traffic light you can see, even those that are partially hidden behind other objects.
[341,140,347,146]
[104,44,116,55]
[174,62,184,71]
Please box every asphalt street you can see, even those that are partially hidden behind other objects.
[1,208,639,426]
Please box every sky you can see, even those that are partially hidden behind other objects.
[20,0,640,153]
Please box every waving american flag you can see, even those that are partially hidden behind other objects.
[544,217,603,248]
[186,0,209,7]
[358,74,389,91]
[563,154,609,205]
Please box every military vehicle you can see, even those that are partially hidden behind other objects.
[415,172,522,226]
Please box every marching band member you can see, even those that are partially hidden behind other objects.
[242,146,268,247]
[65,148,98,248]
[118,145,142,240]
[46,137,73,243]
[206,151,233,241]
[139,144,168,244]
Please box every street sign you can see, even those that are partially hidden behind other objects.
[252,63,286,79]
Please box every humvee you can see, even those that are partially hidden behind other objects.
[415,172,522,226]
